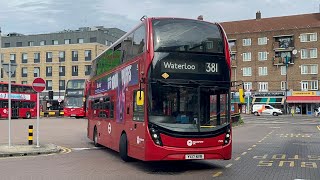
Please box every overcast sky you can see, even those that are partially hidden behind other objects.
[0,0,319,35]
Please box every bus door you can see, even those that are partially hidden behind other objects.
[127,90,145,159]
[12,101,19,118]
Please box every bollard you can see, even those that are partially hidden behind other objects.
[28,125,33,145]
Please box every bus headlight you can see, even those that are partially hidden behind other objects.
[224,127,231,145]
[149,127,163,146]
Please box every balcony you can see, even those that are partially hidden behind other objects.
[272,56,294,66]
[273,36,294,51]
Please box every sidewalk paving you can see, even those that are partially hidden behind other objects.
[0,144,61,157]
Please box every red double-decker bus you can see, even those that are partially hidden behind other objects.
[64,79,88,118]
[0,82,37,119]
[87,17,232,161]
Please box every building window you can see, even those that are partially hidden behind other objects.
[243,82,252,91]
[59,66,65,76]
[72,66,78,76]
[258,67,268,76]
[52,40,58,45]
[77,38,84,43]
[22,53,28,63]
[4,43,10,47]
[105,40,112,46]
[242,67,252,76]
[301,48,318,59]
[300,33,317,42]
[258,82,268,92]
[258,52,268,61]
[228,40,236,49]
[85,65,91,75]
[72,51,78,61]
[59,51,65,62]
[64,39,71,44]
[85,50,91,61]
[46,80,53,90]
[281,66,286,75]
[21,67,28,77]
[46,52,53,62]
[242,38,251,46]
[258,37,267,45]
[90,37,97,43]
[301,64,318,74]
[34,53,40,63]
[10,54,16,63]
[28,41,34,46]
[281,81,286,90]
[301,80,318,91]
[46,66,52,77]
[40,40,46,46]
[243,52,251,61]
[59,80,65,90]
[16,42,22,47]
[34,67,40,77]
[21,81,28,85]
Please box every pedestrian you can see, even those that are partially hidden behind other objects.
[291,106,295,116]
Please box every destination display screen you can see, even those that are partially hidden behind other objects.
[65,90,84,96]
[150,52,229,83]
[160,61,219,74]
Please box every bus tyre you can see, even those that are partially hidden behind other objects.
[254,112,259,116]
[93,127,100,147]
[119,134,131,162]
[26,112,31,119]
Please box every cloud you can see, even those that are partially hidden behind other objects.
[0,0,318,34]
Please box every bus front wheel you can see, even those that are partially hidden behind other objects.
[119,133,131,162]
[93,127,100,147]
[26,112,31,119]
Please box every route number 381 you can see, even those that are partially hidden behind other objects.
[205,63,218,73]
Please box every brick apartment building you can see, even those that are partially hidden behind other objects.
[221,12,320,115]
[0,26,125,105]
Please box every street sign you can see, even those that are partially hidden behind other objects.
[32,78,46,92]
[58,98,62,103]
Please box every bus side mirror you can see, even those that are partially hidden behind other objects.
[136,91,144,106]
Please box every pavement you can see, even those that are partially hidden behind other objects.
[0,144,61,157]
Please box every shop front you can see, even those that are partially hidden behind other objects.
[286,91,320,115]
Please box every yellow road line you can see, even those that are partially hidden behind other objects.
[212,172,222,177]
[248,148,252,151]
[317,125,320,131]
[225,164,233,168]
[235,157,241,161]
[252,145,256,147]
[241,152,247,155]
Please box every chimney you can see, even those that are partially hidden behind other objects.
[256,11,261,20]
[197,15,203,21]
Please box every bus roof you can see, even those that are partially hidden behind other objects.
[92,17,220,66]
[0,81,32,87]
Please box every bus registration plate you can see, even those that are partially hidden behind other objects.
[185,154,204,160]
[71,114,76,116]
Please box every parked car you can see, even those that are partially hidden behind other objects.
[252,104,283,116]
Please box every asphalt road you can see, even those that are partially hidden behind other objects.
[0,115,319,180]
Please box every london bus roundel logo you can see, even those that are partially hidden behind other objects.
[187,140,193,146]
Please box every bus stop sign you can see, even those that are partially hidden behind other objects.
[32,78,46,92]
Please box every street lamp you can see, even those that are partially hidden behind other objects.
[284,56,289,115]
[2,62,17,147]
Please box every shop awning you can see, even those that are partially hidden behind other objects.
[287,96,320,103]
[253,97,284,104]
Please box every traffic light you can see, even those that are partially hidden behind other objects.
[49,91,54,100]
[239,89,245,103]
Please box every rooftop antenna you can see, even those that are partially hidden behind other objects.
[140,15,147,21]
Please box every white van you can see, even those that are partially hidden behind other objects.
[252,104,283,116]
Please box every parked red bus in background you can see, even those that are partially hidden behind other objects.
[87,17,232,161]
[0,82,37,119]
[64,79,88,118]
